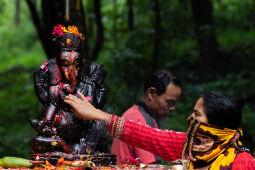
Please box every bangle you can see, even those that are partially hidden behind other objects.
[111,116,117,137]
[107,114,125,138]
[116,117,125,139]
[105,114,113,128]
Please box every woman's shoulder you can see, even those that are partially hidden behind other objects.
[232,152,255,169]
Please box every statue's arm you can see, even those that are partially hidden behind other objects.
[90,64,107,109]
[44,103,56,122]
[34,58,62,108]
[96,82,107,109]
[34,69,49,107]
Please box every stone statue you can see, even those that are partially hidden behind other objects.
[29,25,114,164]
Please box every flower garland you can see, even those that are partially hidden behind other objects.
[40,60,48,72]
[52,24,84,39]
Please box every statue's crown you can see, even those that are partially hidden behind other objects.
[52,24,84,51]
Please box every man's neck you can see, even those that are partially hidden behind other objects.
[138,97,160,122]
[140,95,149,107]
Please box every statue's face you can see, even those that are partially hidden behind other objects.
[59,51,79,84]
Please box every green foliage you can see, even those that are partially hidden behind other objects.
[0,68,44,158]
[0,0,45,158]
[242,105,255,152]
[0,0,45,73]
[214,0,255,30]
[98,46,150,115]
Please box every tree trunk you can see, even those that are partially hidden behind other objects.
[112,0,117,45]
[41,0,67,59]
[91,0,104,61]
[69,0,89,59]
[190,0,221,80]
[153,0,160,69]
[14,0,20,26]
[26,0,51,58]
[86,0,94,37]
[26,0,88,59]
[127,0,134,30]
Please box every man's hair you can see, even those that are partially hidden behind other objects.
[201,91,242,129]
[144,69,182,96]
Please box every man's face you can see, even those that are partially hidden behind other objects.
[150,83,182,119]
[59,51,79,84]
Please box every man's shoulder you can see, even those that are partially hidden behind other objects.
[122,105,146,122]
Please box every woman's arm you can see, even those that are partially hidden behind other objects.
[106,115,186,162]
[64,93,186,162]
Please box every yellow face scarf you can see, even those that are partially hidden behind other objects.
[182,119,243,169]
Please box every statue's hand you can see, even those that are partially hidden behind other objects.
[63,83,72,94]
[29,118,56,136]
[90,63,107,83]
[41,121,57,137]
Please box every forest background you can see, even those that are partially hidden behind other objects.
[0,0,255,164]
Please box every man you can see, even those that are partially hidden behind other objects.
[111,69,182,164]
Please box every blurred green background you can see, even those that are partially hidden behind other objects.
[0,0,255,162]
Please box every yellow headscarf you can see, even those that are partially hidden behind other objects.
[182,119,244,169]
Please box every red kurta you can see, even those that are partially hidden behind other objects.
[107,115,255,169]
[111,105,159,164]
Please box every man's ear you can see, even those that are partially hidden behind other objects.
[146,87,157,101]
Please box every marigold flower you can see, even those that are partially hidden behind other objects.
[66,38,71,45]
[68,26,79,34]
[67,26,84,39]
[52,25,85,39]
[45,160,55,169]
[57,157,65,167]
[61,26,68,33]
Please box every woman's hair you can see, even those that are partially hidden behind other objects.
[200,91,242,129]
[144,69,182,95]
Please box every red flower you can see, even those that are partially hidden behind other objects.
[52,24,65,37]
[52,24,85,40]
[40,60,48,72]
[86,96,92,101]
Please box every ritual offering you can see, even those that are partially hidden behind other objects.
[29,156,44,168]
[29,25,116,166]
[0,157,33,168]
[169,159,187,170]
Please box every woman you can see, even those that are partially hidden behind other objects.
[64,91,255,169]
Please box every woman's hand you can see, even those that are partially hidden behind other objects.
[64,92,110,121]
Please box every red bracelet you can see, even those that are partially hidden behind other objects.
[107,114,115,129]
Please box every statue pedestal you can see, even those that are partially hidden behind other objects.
[30,152,116,166]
